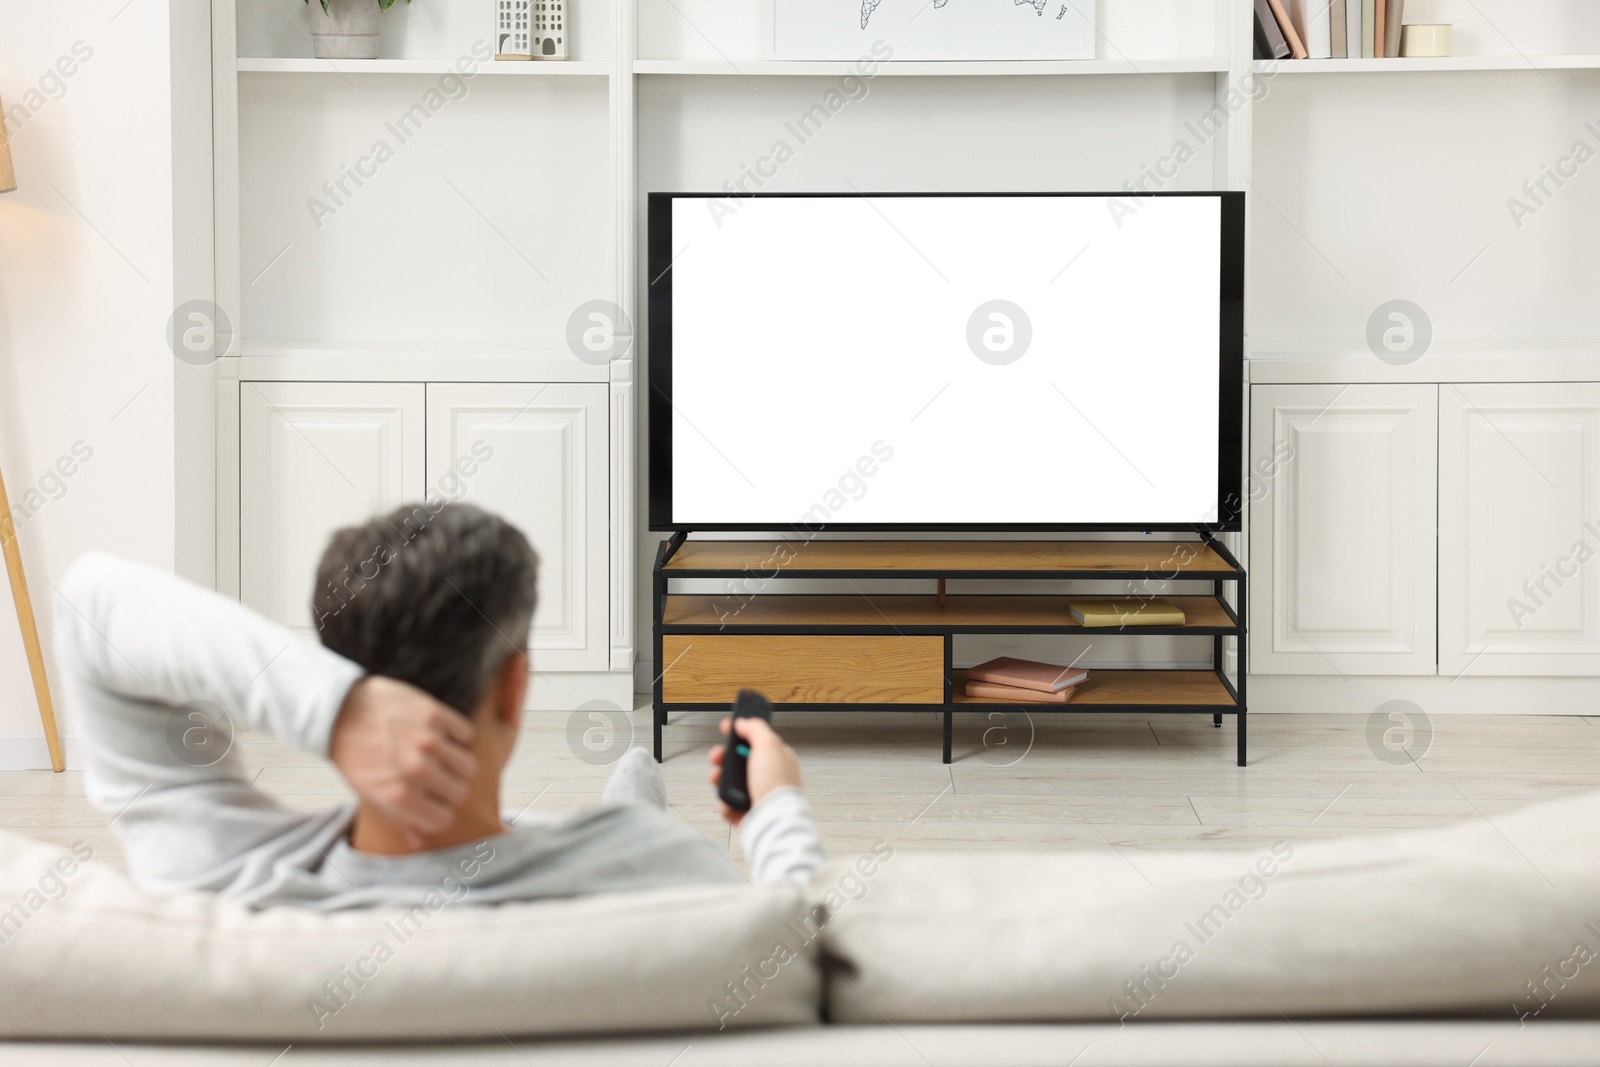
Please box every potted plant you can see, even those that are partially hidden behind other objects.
[304,0,411,60]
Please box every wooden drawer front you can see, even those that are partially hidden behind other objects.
[660,635,944,704]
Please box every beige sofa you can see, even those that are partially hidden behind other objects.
[3,790,1598,1064]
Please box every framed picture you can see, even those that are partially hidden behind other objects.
[770,0,1096,61]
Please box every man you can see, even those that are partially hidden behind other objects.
[57,502,821,910]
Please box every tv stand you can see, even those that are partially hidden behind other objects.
[651,535,1247,766]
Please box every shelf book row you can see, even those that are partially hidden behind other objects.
[1256,0,1423,61]
[965,657,1089,704]
[962,600,1189,704]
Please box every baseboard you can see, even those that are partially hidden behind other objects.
[14,677,1568,772]
[1251,675,1600,715]
[527,671,636,710]
[0,734,83,771]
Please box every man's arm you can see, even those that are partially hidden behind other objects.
[55,552,369,889]
[58,552,364,756]
[709,717,824,883]
[55,553,473,887]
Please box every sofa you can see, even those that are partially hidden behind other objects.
[3,789,1598,1064]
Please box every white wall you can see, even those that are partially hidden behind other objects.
[236,73,612,348]
[0,1,180,765]
[1251,69,1600,344]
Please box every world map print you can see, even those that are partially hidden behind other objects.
[860,0,1053,30]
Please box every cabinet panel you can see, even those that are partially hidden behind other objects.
[240,382,425,636]
[1440,384,1600,676]
[426,384,609,672]
[1250,384,1437,675]
[660,635,945,705]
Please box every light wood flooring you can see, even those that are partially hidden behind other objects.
[3,706,1598,876]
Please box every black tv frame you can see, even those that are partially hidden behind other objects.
[647,190,1245,533]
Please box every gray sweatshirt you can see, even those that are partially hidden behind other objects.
[56,552,822,911]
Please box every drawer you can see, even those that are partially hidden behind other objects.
[660,635,944,705]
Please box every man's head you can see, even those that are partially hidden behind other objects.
[313,502,538,729]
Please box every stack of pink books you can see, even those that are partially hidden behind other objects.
[964,657,1088,704]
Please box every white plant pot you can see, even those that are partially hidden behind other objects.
[308,0,382,60]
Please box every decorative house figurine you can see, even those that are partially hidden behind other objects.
[496,0,533,60]
[532,0,568,59]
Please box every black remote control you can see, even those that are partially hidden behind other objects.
[717,689,773,813]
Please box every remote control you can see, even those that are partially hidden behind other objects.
[717,689,773,814]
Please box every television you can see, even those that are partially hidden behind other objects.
[647,191,1243,533]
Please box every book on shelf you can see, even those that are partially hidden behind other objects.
[966,656,1088,694]
[1384,0,1406,57]
[965,680,1079,704]
[1254,0,1292,60]
[1267,0,1398,61]
[1067,599,1188,628]
[1287,0,1333,59]
[1264,0,1308,59]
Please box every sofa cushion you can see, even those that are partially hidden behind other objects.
[820,791,1600,1024]
[0,830,820,1041]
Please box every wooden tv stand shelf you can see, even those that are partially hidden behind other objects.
[651,536,1247,765]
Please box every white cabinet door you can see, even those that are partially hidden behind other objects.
[240,382,425,636]
[426,383,608,672]
[1250,384,1437,675]
[1439,383,1600,676]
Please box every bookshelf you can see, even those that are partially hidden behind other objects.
[632,58,1232,77]
[653,538,1247,765]
[1253,55,1600,73]
[187,0,1600,726]
[234,57,612,74]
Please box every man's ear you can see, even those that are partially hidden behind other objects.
[495,651,529,730]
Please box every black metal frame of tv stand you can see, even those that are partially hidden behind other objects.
[652,532,1247,767]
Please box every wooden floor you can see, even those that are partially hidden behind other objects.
[3,705,1598,877]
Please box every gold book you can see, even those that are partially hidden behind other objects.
[1068,598,1186,628]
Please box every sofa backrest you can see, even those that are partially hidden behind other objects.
[818,790,1600,1025]
[8,787,1600,1041]
[0,829,821,1041]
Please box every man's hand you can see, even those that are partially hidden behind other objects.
[707,716,802,827]
[330,677,477,847]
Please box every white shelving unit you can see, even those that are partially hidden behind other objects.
[1254,54,1600,73]
[632,58,1232,77]
[208,0,634,708]
[236,57,611,74]
[1240,3,1600,713]
[195,0,1600,711]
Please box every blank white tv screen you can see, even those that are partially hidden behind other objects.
[655,194,1237,529]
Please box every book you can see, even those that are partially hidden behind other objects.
[1345,0,1362,60]
[966,656,1088,694]
[1068,599,1187,628]
[1288,0,1332,59]
[1264,0,1308,58]
[1374,0,1386,57]
[1330,0,1347,58]
[965,680,1078,704]
[1254,0,1291,60]
[1384,0,1405,57]
[1362,0,1376,56]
